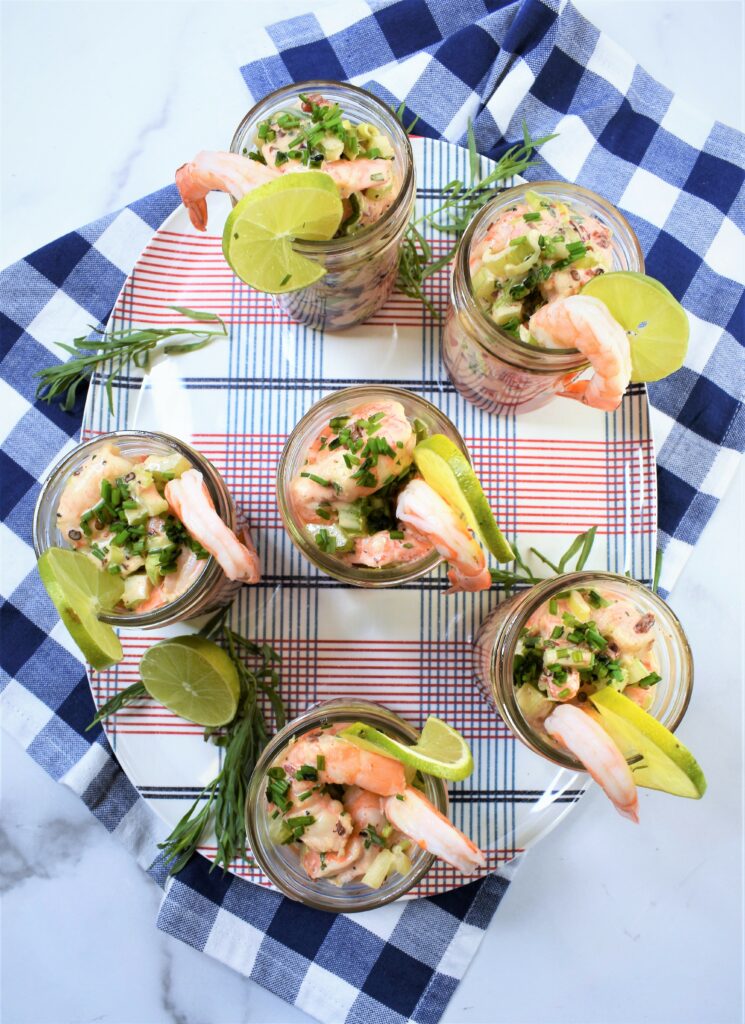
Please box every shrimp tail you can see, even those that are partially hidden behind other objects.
[175,164,209,231]
[383,787,487,876]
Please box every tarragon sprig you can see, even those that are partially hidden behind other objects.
[35,305,227,414]
[490,526,598,590]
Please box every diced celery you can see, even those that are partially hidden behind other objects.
[145,553,164,586]
[516,683,554,723]
[490,301,523,326]
[622,657,651,685]
[119,553,145,578]
[567,590,592,622]
[543,647,595,670]
[138,484,169,517]
[524,189,543,211]
[390,844,412,877]
[143,453,192,480]
[268,814,292,845]
[361,849,394,889]
[122,574,152,609]
[124,505,148,526]
[306,522,355,554]
[471,265,496,301]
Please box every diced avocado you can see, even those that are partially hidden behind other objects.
[622,657,651,685]
[145,553,164,586]
[122,574,152,609]
[143,453,192,480]
[490,301,524,326]
[516,683,554,724]
[124,505,148,526]
[107,544,125,567]
[145,531,173,553]
[567,589,592,622]
[306,522,355,555]
[131,466,155,491]
[138,483,169,517]
[543,646,595,670]
[118,553,145,578]
[472,265,496,301]
[337,502,366,536]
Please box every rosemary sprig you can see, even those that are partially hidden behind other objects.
[396,120,557,313]
[490,526,598,590]
[35,305,227,415]
[85,681,147,731]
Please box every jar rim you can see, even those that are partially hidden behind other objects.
[230,79,415,255]
[245,698,445,911]
[276,385,468,587]
[32,430,229,628]
[489,571,694,771]
[453,181,645,366]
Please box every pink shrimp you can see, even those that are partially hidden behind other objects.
[544,703,639,822]
[135,548,206,613]
[396,479,492,594]
[528,295,632,412]
[346,526,433,568]
[164,469,260,583]
[57,444,135,545]
[282,729,407,797]
[174,150,394,231]
[383,787,487,875]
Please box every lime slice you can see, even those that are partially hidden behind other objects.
[413,434,514,562]
[581,271,689,383]
[589,687,706,798]
[339,716,474,782]
[37,547,123,670]
[139,636,240,727]
[222,172,343,293]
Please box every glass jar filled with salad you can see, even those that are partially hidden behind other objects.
[474,572,700,820]
[229,81,415,331]
[245,699,484,912]
[442,183,644,414]
[276,385,491,589]
[33,431,260,628]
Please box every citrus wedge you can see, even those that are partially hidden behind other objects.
[413,434,514,561]
[222,172,343,293]
[139,636,240,727]
[339,716,474,782]
[589,687,706,798]
[37,548,123,670]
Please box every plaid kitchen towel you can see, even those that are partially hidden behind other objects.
[1,1,743,1022]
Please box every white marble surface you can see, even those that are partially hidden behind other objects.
[1,2,743,1023]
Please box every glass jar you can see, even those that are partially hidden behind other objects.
[276,384,467,587]
[245,698,447,911]
[442,182,644,415]
[230,80,415,332]
[33,430,243,629]
[474,572,693,770]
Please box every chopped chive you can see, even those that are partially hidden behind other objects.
[550,625,563,640]
[300,472,332,488]
[549,598,558,615]
[389,530,405,540]
[523,212,541,222]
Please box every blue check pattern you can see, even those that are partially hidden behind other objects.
[1,2,743,1022]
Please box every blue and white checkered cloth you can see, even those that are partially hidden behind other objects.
[1,2,743,1022]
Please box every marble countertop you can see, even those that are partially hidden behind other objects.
[1,2,743,1023]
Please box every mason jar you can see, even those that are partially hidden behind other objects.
[33,431,244,629]
[442,182,644,415]
[276,384,467,587]
[473,572,693,770]
[230,80,415,332]
[245,698,447,911]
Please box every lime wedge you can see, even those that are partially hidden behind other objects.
[139,636,240,727]
[339,716,474,782]
[222,172,343,293]
[589,687,706,798]
[581,271,689,383]
[37,548,123,670]
[413,434,514,562]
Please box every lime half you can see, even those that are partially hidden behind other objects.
[222,172,343,293]
[37,548,123,670]
[590,687,706,798]
[413,434,514,562]
[581,271,689,383]
[340,716,474,782]
[139,636,240,726]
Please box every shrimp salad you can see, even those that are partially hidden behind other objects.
[265,723,486,888]
[515,586,661,822]
[289,398,491,592]
[56,442,260,613]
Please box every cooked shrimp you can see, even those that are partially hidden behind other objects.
[396,479,491,593]
[624,685,655,711]
[591,598,656,656]
[290,399,415,519]
[282,729,407,797]
[544,703,639,822]
[135,549,205,613]
[175,150,394,231]
[57,444,135,545]
[528,295,631,412]
[164,469,260,583]
[383,787,487,875]
[346,526,433,568]
[343,786,387,832]
[542,668,581,702]
[302,836,367,880]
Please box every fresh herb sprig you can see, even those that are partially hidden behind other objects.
[35,306,227,415]
[396,121,557,314]
[86,681,147,731]
[490,526,598,591]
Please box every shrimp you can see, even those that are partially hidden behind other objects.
[396,479,491,594]
[624,685,655,711]
[164,469,260,583]
[591,599,656,656]
[175,150,394,231]
[343,786,387,832]
[135,548,205,613]
[302,836,368,880]
[282,729,407,797]
[290,399,415,519]
[57,444,135,545]
[346,526,433,568]
[541,668,581,702]
[383,787,487,875]
[528,295,631,412]
[544,703,639,822]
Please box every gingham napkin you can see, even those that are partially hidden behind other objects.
[1,1,743,1022]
